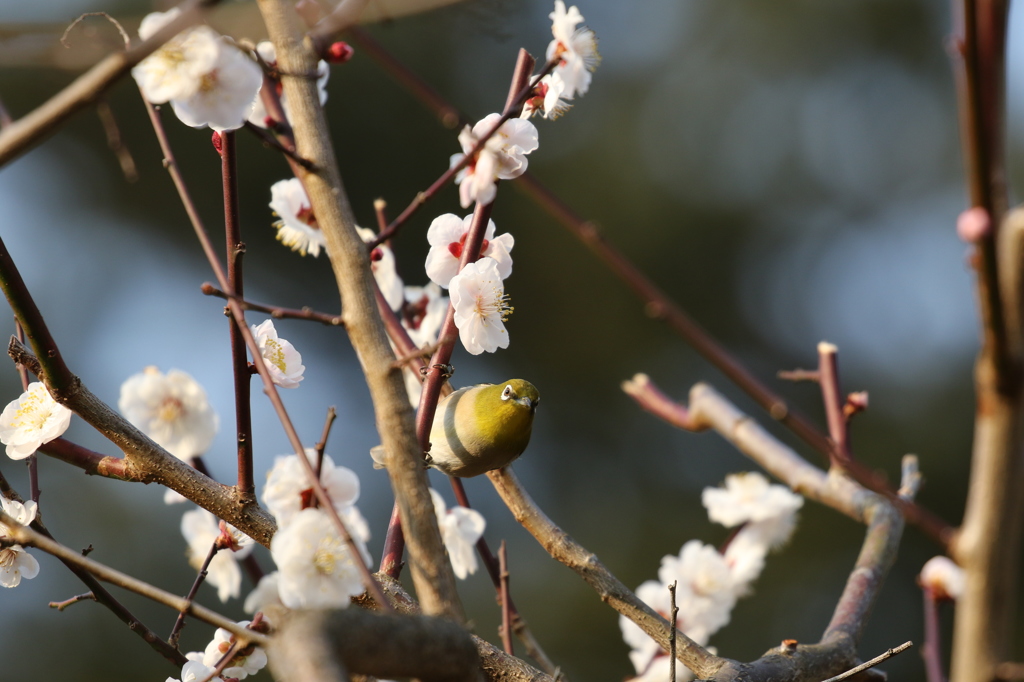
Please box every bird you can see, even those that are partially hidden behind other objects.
[372,378,539,478]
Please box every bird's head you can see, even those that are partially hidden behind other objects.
[496,379,540,414]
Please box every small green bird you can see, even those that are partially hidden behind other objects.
[373,379,540,478]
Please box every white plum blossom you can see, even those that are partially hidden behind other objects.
[430,489,486,579]
[181,508,254,603]
[132,10,262,131]
[920,556,965,601]
[702,472,803,529]
[250,320,305,389]
[424,213,514,288]
[118,367,218,461]
[166,653,217,682]
[262,448,369,539]
[202,621,268,679]
[355,227,404,311]
[132,10,220,103]
[449,257,512,355]
[0,382,72,460]
[0,496,40,588]
[400,283,448,349]
[170,40,263,131]
[546,1,600,100]
[270,178,325,257]
[270,507,371,609]
[521,73,572,120]
[244,572,284,615]
[248,41,330,128]
[450,113,539,208]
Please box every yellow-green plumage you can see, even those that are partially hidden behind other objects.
[370,379,539,477]
[428,379,539,478]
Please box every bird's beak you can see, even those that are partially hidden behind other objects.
[517,396,535,410]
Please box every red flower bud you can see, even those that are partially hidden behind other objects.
[325,42,354,64]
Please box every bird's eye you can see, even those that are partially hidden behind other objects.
[501,385,513,401]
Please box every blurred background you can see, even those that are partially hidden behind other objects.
[0,0,1019,679]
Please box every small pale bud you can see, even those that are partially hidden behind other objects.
[919,556,964,601]
[957,206,990,243]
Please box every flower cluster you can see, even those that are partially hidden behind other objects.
[254,449,372,610]
[0,496,40,588]
[621,472,803,681]
[450,114,539,208]
[118,367,218,462]
[430,489,487,579]
[165,621,268,682]
[0,382,72,460]
[522,1,600,119]
[132,9,263,131]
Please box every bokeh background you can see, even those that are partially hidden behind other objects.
[1,0,1022,679]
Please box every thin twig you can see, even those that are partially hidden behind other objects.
[390,334,456,369]
[817,342,851,465]
[314,406,338,477]
[922,588,946,682]
[141,84,391,614]
[49,591,97,611]
[818,642,913,682]
[221,131,256,501]
[201,283,343,325]
[96,99,137,182]
[669,581,678,682]
[777,369,821,382]
[499,541,514,656]
[168,540,221,648]
[242,120,314,169]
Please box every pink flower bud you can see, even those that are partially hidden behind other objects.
[325,41,354,64]
[957,206,990,243]
[211,131,223,155]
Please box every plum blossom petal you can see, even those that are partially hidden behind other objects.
[181,508,254,602]
[271,507,371,609]
[118,367,218,461]
[170,39,263,131]
[132,10,221,103]
[449,257,512,355]
[546,1,600,99]
[0,382,72,460]
[270,178,326,257]
[450,114,538,208]
[244,572,284,615]
[262,448,368,539]
[251,319,305,388]
[920,556,965,601]
[521,73,572,120]
[0,496,40,588]
[702,472,803,529]
[355,227,404,310]
[202,621,268,679]
[429,489,486,579]
[425,213,514,288]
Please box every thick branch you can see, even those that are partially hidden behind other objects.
[487,467,724,679]
[255,0,461,620]
[10,339,277,547]
[269,609,481,682]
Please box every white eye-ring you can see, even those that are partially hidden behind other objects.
[501,384,513,401]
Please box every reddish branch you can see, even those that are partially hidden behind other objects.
[201,283,343,325]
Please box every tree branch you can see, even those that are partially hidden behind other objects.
[255,0,461,621]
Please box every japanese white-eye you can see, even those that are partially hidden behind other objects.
[372,379,539,478]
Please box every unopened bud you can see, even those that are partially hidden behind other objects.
[325,41,354,64]
[843,391,869,418]
[957,206,990,243]
[211,131,223,155]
